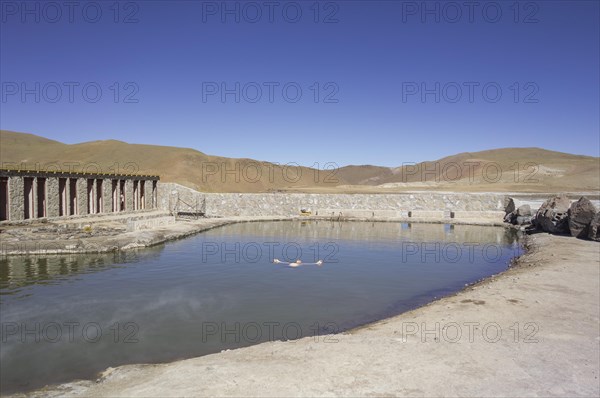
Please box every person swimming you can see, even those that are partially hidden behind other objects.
[273,259,323,267]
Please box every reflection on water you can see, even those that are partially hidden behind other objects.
[0,248,163,298]
[208,220,514,244]
[0,221,520,394]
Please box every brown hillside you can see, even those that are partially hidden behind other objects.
[1,130,598,193]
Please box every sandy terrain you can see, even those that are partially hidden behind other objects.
[24,233,599,397]
[3,130,599,193]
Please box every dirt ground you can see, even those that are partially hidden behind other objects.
[22,233,599,397]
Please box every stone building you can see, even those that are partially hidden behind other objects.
[0,168,159,222]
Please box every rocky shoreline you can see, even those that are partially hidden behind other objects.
[503,194,600,241]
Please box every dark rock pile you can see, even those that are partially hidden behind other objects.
[504,195,599,242]
[534,195,571,234]
[504,201,533,226]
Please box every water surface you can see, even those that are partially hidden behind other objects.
[0,221,521,394]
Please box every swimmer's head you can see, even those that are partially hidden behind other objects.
[295,259,302,264]
[316,260,323,266]
[273,259,281,263]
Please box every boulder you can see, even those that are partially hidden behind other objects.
[568,197,597,239]
[504,197,516,215]
[588,212,600,242]
[503,197,517,224]
[517,204,532,217]
[504,205,533,225]
[533,195,571,234]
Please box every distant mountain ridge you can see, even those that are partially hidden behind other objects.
[1,130,598,193]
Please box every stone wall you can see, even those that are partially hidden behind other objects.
[46,177,60,218]
[125,180,134,211]
[0,170,159,222]
[8,176,24,221]
[158,182,509,218]
[102,180,112,213]
[126,216,176,232]
[158,183,205,214]
[77,178,87,216]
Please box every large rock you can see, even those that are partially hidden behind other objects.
[504,197,516,215]
[503,198,518,224]
[588,212,600,242]
[533,195,571,234]
[504,204,533,225]
[517,204,532,217]
[568,197,597,239]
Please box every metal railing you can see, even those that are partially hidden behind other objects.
[173,196,206,220]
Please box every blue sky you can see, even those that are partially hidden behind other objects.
[1,0,599,167]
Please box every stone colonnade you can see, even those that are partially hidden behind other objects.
[0,170,159,222]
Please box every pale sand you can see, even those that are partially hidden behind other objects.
[26,234,600,397]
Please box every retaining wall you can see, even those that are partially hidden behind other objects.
[158,182,510,218]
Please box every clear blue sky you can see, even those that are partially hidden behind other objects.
[1,0,598,167]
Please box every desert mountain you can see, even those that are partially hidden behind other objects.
[1,130,598,193]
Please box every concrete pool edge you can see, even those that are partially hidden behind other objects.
[15,231,600,397]
[0,215,512,256]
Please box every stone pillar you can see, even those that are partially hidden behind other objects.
[125,180,134,211]
[30,177,37,219]
[144,180,151,210]
[77,178,88,216]
[8,176,24,221]
[102,178,112,213]
[46,177,60,218]
[152,180,162,209]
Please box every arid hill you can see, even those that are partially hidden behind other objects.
[1,130,598,193]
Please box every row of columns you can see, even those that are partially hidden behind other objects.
[0,176,158,222]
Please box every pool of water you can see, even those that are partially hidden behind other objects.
[0,221,521,394]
